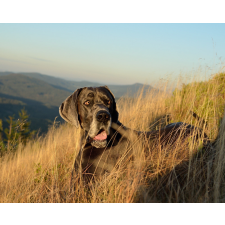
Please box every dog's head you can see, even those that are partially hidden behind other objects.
[59,86,119,148]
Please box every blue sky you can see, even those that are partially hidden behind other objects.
[0,23,225,85]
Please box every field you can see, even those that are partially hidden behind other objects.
[0,72,225,203]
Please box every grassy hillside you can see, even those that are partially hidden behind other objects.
[166,72,225,140]
[0,72,225,203]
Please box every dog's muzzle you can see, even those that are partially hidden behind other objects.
[89,110,111,148]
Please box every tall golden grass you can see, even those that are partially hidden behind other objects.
[0,74,224,203]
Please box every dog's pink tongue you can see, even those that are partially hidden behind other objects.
[93,130,107,140]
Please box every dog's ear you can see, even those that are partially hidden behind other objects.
[102,85,119,122]
[59,88,83,128]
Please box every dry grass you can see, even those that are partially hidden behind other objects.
[0,74,225,203]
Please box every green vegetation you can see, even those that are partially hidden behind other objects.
[0,108,36,156]
[166,72,225,139]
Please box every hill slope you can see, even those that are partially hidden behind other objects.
[0,74,71,107]
[0,74,73,133]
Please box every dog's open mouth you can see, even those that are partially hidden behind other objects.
[93,129,107,141]
[91,129,108,148]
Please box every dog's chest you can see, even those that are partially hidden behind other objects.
[81,140,131,175]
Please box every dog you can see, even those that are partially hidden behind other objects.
[59,86,208,183]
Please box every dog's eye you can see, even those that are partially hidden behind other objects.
[107,100,111,105]
[84,101,90,105]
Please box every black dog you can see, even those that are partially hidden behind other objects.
[59,86,208,182]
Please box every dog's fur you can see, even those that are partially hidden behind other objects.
[59,86,208,182]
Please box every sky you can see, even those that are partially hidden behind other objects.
[0,23,225,85]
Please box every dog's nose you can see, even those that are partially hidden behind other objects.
[96,111,110,123]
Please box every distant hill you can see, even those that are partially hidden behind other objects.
[0,73,72,106]
[0,71,158,134]
[0,74,72,133]
[0,72,156,98]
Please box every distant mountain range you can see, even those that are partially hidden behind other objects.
[0,72,156,100]
[0,72,157,134]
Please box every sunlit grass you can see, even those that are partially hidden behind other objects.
[0,72,225,203]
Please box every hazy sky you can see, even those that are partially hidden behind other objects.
[0,23,225,85]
